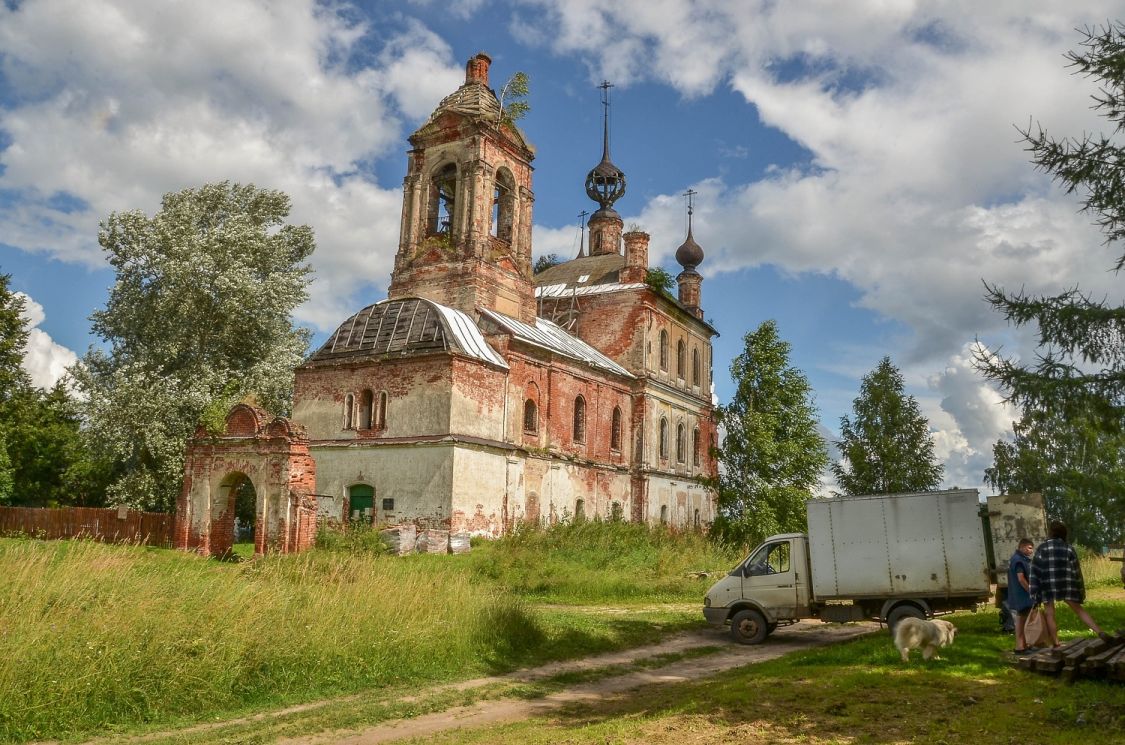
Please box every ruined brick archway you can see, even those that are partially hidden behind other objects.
[175,404,318,557]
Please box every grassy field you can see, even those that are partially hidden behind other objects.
[0,521,731,743]
[427,589,1125,745]
[2,524,1120,744]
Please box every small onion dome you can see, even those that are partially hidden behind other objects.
[675,226,704,270]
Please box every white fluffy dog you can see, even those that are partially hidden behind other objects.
[893,617,957,662]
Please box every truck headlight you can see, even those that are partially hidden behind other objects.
[704,595,711,607]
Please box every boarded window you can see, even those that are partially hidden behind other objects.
[343,393,355,429]
[659,417,668,459]
[692,349,700,386]
[573,396,586,443]
[693,427,701,466]
[659,330,669,370]
[610,406,622,451]
[677,340,685,379]
[676,423,686,463]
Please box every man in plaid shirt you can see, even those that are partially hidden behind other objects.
[1029,521,1110,647]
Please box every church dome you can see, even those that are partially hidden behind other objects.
[675,227,704,270]
[307,297,506,368]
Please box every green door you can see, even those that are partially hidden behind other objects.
[348,484,374,523]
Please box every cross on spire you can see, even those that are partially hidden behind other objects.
[576,209,590,258]
[683,188,697,232]
[598,80,614,159]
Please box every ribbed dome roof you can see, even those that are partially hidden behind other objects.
[308,298,506,368]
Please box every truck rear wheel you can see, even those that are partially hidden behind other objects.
[730,609,769,644]
[886,604,925,631]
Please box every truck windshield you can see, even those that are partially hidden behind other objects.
[745,541,791,576]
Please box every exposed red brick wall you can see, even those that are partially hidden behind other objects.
[176,405,318,558]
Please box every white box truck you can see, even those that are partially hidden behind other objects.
[703,489,1042,644]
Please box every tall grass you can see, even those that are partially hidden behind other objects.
[462,520,742,603]
[0,538,537,742]
[1083,552,1125,587]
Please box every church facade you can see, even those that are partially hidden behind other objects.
[178,53,719,550]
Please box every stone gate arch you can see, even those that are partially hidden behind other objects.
[175,404,318,557]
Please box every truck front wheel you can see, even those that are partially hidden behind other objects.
[886,604,925,631]
[730,609,769,644]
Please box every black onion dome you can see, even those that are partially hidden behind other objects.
[675,226,704,270]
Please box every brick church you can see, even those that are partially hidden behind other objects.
[177,53,718,553]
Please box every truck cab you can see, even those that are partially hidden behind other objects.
[704,533,812,643]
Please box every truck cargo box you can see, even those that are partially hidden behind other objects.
[807,489,990,601]
[986,492,1048,588]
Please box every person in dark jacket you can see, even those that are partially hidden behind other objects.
[1008,538,1035,653]
[1028,521,1109,647]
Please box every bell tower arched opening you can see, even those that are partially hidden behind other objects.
[429,163,458,236]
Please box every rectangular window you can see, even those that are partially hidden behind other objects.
[382,498,394,511]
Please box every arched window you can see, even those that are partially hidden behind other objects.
[694,508,700,529]
[611,501,623,521]
[676,340,685,379]
[375,391,388,430]
[676,423,686,463]
[343,393,355,430]
[358,389,373,429]
[575,499,585,521]
[660,504,668,525]
[693,427,701,466]
[692,349,700,386]
[573,396,586,443]
[491,167,516,242]
[523,399,538,433]
[659,417,668,459]
[429,163,457,235]
[659,330,669,370]
[610,406,622,451]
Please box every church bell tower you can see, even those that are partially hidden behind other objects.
[388,53,538,324]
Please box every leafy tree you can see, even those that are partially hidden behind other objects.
[974,23,1125,428]
[711,320,828,547]
[3,382,116,507]
[533,253,562,273]
[832,357,943,495]
[498,71,530,126]
[70,182,314,511]
[644,267,675,295]
[0,273,31,405]
[0,427,12,504]
[0,273,112,506]
[0,273,31,505]
[985,406,1124,548]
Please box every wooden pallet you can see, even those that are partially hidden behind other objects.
[1017,630,1125,681]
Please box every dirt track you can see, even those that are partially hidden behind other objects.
[278,620,879,745]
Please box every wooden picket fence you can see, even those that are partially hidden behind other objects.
[0,505,174,547]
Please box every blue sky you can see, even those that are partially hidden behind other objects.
[2,0,1123,492]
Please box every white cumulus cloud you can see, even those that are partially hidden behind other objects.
[15,292,78,389]
[0,0,464,332]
